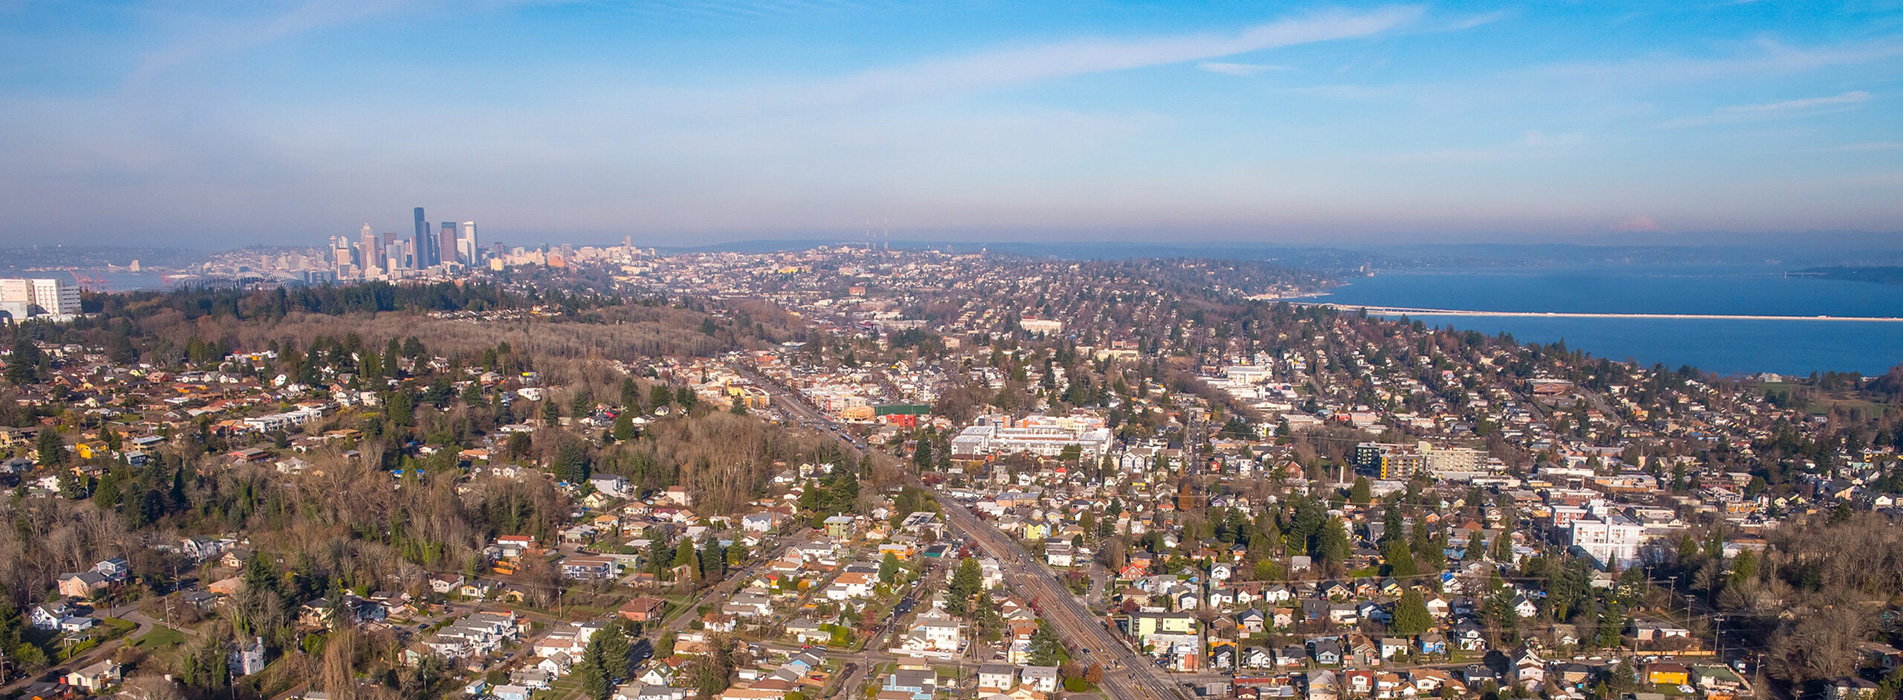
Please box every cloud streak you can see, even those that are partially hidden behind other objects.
[1198,62,1286,76]
[826,5,1424,100]
[130,0,431,84]
[1661,90,1872,127]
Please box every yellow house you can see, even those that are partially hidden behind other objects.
[1647,663,1690,686]
[75,442,109,460]
[1128,613,1198,639]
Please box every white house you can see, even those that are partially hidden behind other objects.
[232,636,267,676]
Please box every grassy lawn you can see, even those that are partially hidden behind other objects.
[545,673,583,700]
[101,617,139,638]
[132,626,187,652]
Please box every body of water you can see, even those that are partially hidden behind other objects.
[1316,265,1903,376]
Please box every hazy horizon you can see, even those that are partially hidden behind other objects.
[3,1,1901,248]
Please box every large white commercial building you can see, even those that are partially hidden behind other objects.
[0,278,81,318]
[1354,441,1488,480]
[950,414,1113,460]
[1567,501,1648,570]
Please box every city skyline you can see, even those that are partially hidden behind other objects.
[1,1,1900,247]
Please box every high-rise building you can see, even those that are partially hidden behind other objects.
[412,207,429,269]
[438,222,458,268]
[387,243,405,274]
[359,227,382,276]
[459,221,479,265]
[0,278,81,316]
[328,235,357,278]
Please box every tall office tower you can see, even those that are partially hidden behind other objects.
[328,236,352,274]
[7,278,81,315]
[359,227,382,277]
[411,207,428,268]
[459,221,478,264]
[438,222,458,267]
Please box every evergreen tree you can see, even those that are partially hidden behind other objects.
[1029,622,1064,666]
[1485,587,1520,644]
[578,662,609,700]
[4,335,42,384]
[1390,589,1432,637]
[583,621,634,690]
[1381,507,1404,545]
[913,438,933,469]
[35,429,63,466]
[880,552,902,585]
[948,558,983,615]
[1730,549,1759,584]
[620,377,642,410]
[1288,495,1325,555]
[649,537,673,575]
[1596,606,1626,648]
[1318,517,1352,563]
[382,338,401,378]
[699,538,725,582]
[673,537,699,580]
[725,542,748,567]
[1408,518,1435,566]
[1349,476,1372,505]
[1491,529,1514,562]
[1382,539,1418,578]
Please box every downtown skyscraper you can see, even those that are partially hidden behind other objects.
[412,207,433,268]
[332,208,480,279]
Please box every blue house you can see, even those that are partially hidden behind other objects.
[883,670,936,700]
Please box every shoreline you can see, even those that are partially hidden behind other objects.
[1301,302,1903,323]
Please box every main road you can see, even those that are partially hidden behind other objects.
[735,361,1192,700]
[928,492,1190,700]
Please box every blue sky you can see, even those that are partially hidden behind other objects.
[0,0,1899,248]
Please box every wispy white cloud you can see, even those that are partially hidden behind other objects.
[1197,61,1286,77]
[1826,141,1903,151]
[1521,130,1584,147]
[1374,130,1585,163]
[1436,9,1511,31]
[823,6,1425,101]
[1534,38,1903,86]
[1722,90,1870,113]
[1661,90,1872,127]
[130,0,433,83]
